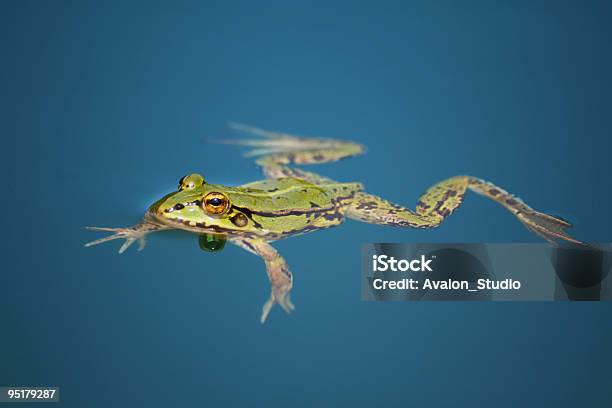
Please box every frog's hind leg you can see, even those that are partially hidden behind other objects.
[347,176,582,244]
[345,177,470,229]
[231,236,295,323]
[217,123,365,183]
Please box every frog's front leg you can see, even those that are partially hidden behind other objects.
[230,236,294,323]
[85,217,171,254]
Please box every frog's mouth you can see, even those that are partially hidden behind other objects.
[151,210,241,236]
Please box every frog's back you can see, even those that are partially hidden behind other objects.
[235,177,362,212]
[224,177,361,237]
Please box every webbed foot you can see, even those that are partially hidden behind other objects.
[261,291,295,324]
[216,123,364,162]
[85,226,148,254]
[517,211,584,245]
[85,220,169,254]
[230,237,295,323]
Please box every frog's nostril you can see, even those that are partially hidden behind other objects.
[175,203,185,210]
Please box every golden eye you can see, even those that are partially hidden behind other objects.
[203,192,229,214]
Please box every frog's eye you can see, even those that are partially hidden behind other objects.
[203,192,229,215]
[179,173,205,191]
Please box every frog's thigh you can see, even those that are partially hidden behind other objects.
[347,176,471,228]
[346,193,434,227]
[231,237,295,323]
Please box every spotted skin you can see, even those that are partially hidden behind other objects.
[86,124,583,323]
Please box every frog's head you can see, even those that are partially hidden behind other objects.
[151,173,252,234]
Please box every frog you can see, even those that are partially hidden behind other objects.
[86,123,583,322]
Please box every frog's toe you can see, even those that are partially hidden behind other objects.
[118,238,136,254]
[118,235,147,254]
[260,293,294,324]
[260,297,275,324]
[278,293,295,313]
[85,227,124,247]
[517,211,584,245]
[85,226,146,254]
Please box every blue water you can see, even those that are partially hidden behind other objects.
[3,1,612,406]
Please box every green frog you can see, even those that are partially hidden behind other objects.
[86,124,582,322]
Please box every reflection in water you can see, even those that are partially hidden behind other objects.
[198,234,227,252]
